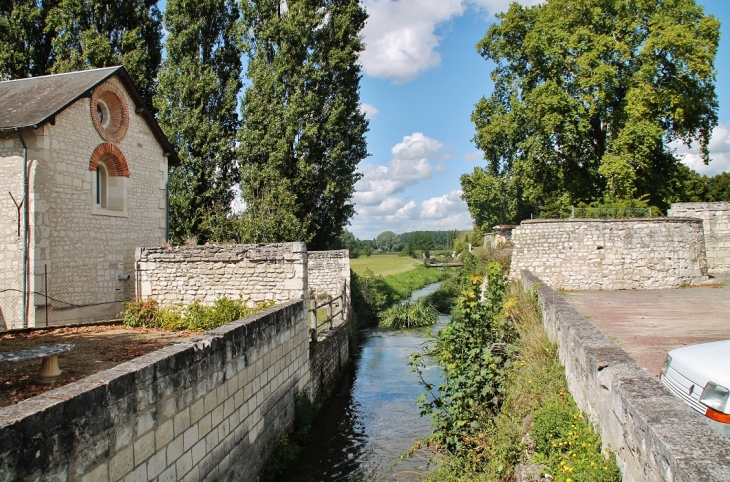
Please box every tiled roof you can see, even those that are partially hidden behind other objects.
[0,66,178,165]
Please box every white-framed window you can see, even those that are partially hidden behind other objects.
[90,145,129,217]
[96,161,108,208]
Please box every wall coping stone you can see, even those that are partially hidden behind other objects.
[521,269,730,482]
[520,217,703,225]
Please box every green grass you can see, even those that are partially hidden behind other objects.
[350,253,421,276]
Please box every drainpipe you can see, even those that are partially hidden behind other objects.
[165,172,170,242]
[17,131,28,329]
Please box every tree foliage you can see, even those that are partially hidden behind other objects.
[47,0,162,106]
[237,0,368,249]
[465,0,720,225]
[154,0,241,245]
[1,0,162,105]
[0,0,58,79]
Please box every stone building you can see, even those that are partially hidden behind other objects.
[0,66,179,330]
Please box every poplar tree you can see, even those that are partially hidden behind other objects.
[45,0,162,106]
[0,0,58,79]
[154,0,242,245]
[238,0,369,250]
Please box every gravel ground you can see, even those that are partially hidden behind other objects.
[0,324,195,408]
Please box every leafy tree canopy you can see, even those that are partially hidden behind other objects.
[155,0,241,245]
[466,0,720,225]
[237,0,369,249]
[1,0,162,106]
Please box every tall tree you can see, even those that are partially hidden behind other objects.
[465,0,720,223]
[0,0,59,79]
[45,0,162,105]
[154,0,242,245]
[238,0,368,250]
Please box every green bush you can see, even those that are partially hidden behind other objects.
[532,402,621,482]
[378,298,439,329]
[120,297,275,331]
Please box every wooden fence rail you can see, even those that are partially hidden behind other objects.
[308,282,348,342]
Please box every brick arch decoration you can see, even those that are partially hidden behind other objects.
[89,143,130,177]
[90,80,130,143]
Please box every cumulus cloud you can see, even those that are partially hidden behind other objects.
[671,124,730,177]
[360,0,542,83]
[354,132,447,206]
[351,190,472,238]
[360,103,379,119]
[421,190,464,219]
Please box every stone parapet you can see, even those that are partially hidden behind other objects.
[509,218,708,290]
[669,202,730,274]
[521,270,730,482]
[308,250,350,298]
[0,301,311,482]
[136,243,307,305]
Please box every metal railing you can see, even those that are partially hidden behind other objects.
[308,282,348,342]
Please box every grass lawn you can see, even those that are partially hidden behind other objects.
[350,253,421,277]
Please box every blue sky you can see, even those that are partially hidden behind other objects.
[349,0,730,239]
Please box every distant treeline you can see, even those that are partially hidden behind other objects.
[333,229,470,257]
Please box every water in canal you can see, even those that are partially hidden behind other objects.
[280,282,445,481]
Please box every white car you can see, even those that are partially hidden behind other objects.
[660,340,730,438]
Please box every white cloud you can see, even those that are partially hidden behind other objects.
[360,0,542,83]
[420,190,465,219]
[360,103,379,119]
[354,132,447,206]
[672,124,730,176]
[387,200,419,221]
[463,150,484,162]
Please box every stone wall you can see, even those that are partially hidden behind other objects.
[520,270,730,481]
[0,74,169,330]
[136,243,307,305]
[0,301,311,481]
[0,135,25,330]
[308,250,350,297]
[309,320,350,401]
[509,218,708,290]
[668,202,730,274]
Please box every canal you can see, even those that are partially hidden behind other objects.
[280,282,446,481]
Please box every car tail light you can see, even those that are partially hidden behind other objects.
[660,355,672,377]
[699,382,729,413]
[706,407,730,424]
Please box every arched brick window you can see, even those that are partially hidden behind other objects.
[89,143,129,214]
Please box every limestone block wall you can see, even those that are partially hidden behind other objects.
[668,202,730,274]
[521,270,730,481]
[309,320,350,401]
[136,243,307,305]
[0,135,25,330]
[308,250,350,297]
[0,301,311,481]
[509,218,708,290]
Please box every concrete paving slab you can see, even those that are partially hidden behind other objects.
[561,284,730,375]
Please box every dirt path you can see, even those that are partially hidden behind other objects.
[0,325,195,408]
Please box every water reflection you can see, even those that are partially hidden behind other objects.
[280,283,444,481]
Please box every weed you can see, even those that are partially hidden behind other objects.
[120,297,275,331]
[378,298,439,329]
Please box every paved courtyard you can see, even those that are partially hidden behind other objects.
[561,281,730,375]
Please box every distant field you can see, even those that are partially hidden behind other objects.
[350,253,421,276]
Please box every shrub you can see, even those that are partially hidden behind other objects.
[120,297,275,331]
[378,299,439,329]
